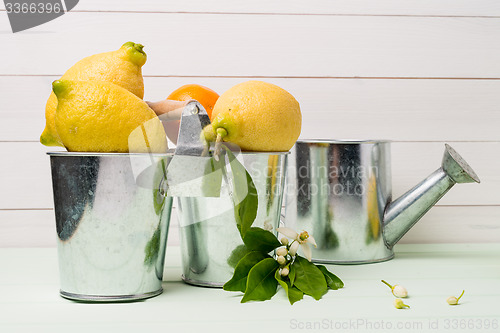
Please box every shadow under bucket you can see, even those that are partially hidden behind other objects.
[48,152,174,302]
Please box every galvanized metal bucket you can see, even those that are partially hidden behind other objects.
[48,152,174,302]
[177,152,288,287]
[283,140,393,264]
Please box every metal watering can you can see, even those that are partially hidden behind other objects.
[283,140,480,264]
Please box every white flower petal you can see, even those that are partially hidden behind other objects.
[276,227,298,239]
[301,243,312,262]
[289,241,299,256]
[307,235,317,248]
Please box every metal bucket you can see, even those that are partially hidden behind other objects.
[48,152,174,301]
[283,140,393,264]
[177,152,288,287]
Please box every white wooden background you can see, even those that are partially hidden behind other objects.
[1,1,499,247]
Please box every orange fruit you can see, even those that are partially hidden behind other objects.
[167,84,219,119]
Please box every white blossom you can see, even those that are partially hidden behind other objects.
[276,227,317,262]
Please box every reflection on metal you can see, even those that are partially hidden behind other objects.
[163,101,223,197]
[49,152,173,301]
[177,152,288,287]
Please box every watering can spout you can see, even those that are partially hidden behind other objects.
[383,144,480,248]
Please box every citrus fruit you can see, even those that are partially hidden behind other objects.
[209,80,301,151]
[40,42,147,147]
[53,80,166,153]
[167,84,219,119]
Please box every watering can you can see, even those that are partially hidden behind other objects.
[283,140,480,264]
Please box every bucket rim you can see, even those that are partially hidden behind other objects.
[47,150,176,157]
[226,150,290,155]
[47,150,290,157]
[297,139,391,144]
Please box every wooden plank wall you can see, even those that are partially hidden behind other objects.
[1,1,499,247]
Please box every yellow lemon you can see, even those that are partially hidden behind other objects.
[53,80,167,153]
[209,80,301,151]
[41,42,147,147]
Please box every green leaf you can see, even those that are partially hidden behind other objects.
[293,256,328,300]
[241,258,279,303]
[237,172,258,237]
[243,227,281,253]
[317,265,344,290]
[289,264,296,287]
[223,251,269,292]
[287,285,304,305]
[227,244,251,268]
[275,269,304,305]
[224,148,258,237]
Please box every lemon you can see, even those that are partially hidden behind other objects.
[53,80,167,153]
[41,42,147,147]
[210,80,301,151]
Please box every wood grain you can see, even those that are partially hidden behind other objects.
[1,13,500,78]
[3,1,500,16]
[2,76,500,142]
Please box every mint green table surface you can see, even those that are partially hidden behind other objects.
[1,244,499,332]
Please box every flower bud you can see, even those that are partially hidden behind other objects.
[280,237,289,245]
[392,285,408,298]
[276,247,288,257]
[394,298,410,309]
[381,280,408,298]
[277,255,286,265]
[289,241,299,256]
[447,290,464,305]
[281,267,289,277]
